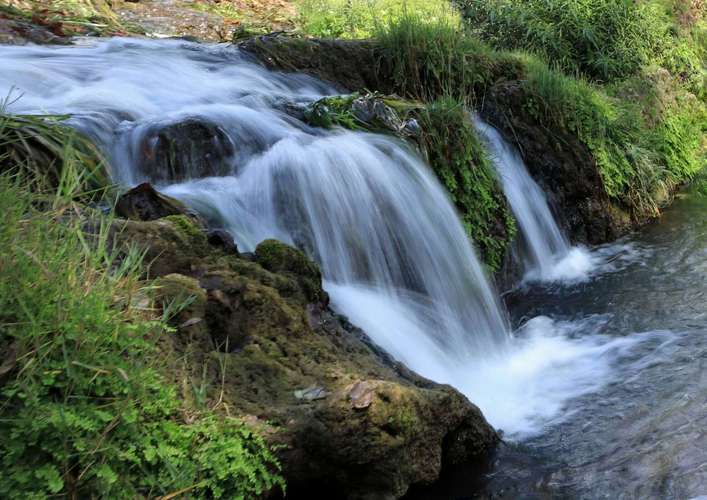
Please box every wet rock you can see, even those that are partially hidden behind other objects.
[115,182,191,221]
[482,81,629,244]
[111,215,498,499]
[137,118,235,183]
[207,228,238,254]
[0,16,70,45]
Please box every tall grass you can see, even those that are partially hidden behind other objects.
[375,11,523,100]
[377,14,705,216]
[457,0,705,96]
[297,0,459,39]
[0,110,110,201]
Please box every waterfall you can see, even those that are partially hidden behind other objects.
[1,38,644,437]
[473,117,596,283]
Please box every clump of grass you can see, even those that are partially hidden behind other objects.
[375,11,524,101]
[296,0,459,39]
[0,112,285,499]
[0,110,110,201]
[416,96,515,271]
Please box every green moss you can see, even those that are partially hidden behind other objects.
[415,97,516,271]
[255,239,327,303]
[163,214,208,245]
[304,94,362,130]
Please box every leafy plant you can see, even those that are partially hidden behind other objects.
[0,171,284,497]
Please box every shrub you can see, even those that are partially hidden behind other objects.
[457,0,704,90]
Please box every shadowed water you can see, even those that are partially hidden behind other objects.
[2,39,703,496]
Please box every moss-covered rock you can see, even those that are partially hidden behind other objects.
[111,204,498,499]
[255,238,327,304]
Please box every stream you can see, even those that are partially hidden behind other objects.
[1,38,705,499]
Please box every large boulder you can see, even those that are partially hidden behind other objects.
[111,209,499,499]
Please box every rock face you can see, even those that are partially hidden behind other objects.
[136,118,235,183]
[115,182,193,221]
[110,192,499,499]
[481,81,630,244]
[239,34,386,93]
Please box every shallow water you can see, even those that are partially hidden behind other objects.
[2,38,705,498]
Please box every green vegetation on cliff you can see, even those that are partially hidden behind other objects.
[376,9,705,221]
[458,0,705,96]
[417,97,515,271]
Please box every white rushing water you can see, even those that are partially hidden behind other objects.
[473,116,597,284]
[0,38,654,438]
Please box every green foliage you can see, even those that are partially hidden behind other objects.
[304,94,363,129]
[296,0,459,39]
[0,177,284,499]
[458,0,705,95]
[376,11,524,101]
[416,97,515,271]
[522,59,705,214]
[378,14,705,218]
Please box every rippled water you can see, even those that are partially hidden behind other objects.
[410,188,707,499]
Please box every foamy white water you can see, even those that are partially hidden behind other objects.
[0,38,658,437]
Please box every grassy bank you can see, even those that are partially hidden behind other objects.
[374,10,705,219]
[0,116,284,499]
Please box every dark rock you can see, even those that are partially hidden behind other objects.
[238,34,388,93]
[207,228,238,254]
[137,118,235,183]
[0,16,70,45]
[115,182,190,221]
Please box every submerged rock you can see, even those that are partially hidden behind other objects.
[137,118,235,183]
[111,208,498,499]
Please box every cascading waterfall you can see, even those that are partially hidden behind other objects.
[473,116,596,283]
[1,38,650,437]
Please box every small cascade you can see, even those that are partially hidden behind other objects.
[473,116,596,283]
[1,38,648,437]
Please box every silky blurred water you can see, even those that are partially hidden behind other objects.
[2,39,704,497]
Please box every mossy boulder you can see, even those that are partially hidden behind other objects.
[255,239,327,304]
[111,205,498,499]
